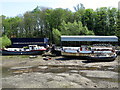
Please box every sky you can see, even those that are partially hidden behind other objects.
[0,0,120,17]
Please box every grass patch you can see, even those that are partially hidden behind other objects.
[18,55,30,58]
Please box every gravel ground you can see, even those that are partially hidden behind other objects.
[1,55,120,88]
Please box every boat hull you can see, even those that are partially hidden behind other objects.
[61,52,93,60]
[61,52,117,61]
[87,55,117,61]
[2,50,45,55]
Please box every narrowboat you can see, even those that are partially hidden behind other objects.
[2,45,46,55]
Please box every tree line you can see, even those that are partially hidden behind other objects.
[1,4,120,45]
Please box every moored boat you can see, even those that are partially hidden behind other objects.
[2,45,46,55]
[61,46,117,60]
[60,36,118,61]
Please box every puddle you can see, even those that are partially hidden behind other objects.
[100,65,118,72]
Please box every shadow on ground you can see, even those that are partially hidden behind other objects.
[55,57,115,63]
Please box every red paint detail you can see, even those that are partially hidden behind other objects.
[80,47,82,51]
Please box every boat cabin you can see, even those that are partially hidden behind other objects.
[4,45,46,51]
[91,47,114,54]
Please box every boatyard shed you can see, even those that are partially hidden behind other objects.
[61,36,118,46]
[10,38,49,48]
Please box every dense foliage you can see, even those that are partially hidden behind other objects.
[1,35,11,48]
[1,4,120,45]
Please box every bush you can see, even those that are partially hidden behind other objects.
[52,28,61,45]
[1,35,11,48]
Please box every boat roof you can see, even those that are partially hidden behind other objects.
[61,36,118,42]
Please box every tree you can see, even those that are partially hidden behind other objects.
[2,16,22,38]
[84,9,95,31]
[1,35,11,48]
[1,5,119,45]
[60,20,94,35]
[31,6,51,38]
[23,12,35,37]
[45,8,73,42]
[74,3,85,11]
[94,7,108,35]
[73,7,85,23]
[52,28,61,45]
[115,9,120,45]
[107,8,117,35]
